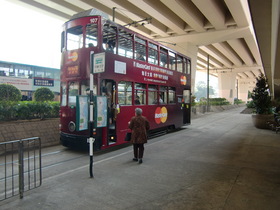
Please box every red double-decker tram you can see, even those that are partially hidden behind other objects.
[60,10,191,150]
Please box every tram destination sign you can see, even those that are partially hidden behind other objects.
[92,52,105,74]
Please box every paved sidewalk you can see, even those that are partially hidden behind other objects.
[1,107,280,210]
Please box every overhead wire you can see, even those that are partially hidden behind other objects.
[113,7,151,28]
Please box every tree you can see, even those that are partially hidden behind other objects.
[194,81,215,101]
[251,73,272,114]
[34,87,54,102]
[0,84,21,101]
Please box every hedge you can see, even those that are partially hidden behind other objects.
[195,97,231,106]
[0,101,60,121]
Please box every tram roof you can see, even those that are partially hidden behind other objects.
[70,8,109,20]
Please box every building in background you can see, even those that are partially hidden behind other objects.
[0,60,60,101]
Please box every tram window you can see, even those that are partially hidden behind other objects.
[168,87,176,104]
[134,83,146,105]
[159,86,167,104]
[187,59,191,74]
[61,31,65,52]
[118,81,132,105]
[81,80,96,96]
[160,48,168,68]
[86,24,98,47]
[61,82,67,106]
[177,55,183,73]
[118,29,133,58]
[148,84,157,105]
[102,22,116,53]
[169,51,176,70]
[148,42,158,65]
[135,36,146,61]
[183,89,191,103]
[67,25,83,50]
[183,58,187,74]
[68,81,79,106]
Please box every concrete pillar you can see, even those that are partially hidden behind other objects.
[218,72,237,104]
[238,78,256,102]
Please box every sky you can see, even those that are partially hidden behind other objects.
[0,0,64,68]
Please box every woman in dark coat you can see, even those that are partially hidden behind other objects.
[128,108,150,164]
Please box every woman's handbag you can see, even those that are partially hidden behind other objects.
[124,133,131,141]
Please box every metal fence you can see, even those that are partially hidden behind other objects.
[0,137,42,201]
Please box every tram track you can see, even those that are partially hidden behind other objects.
[42,127,183,172]
[40,147,89,172]
[0,148,88,181]
[41,152,87,170]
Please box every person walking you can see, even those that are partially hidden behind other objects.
[128,108,150,164]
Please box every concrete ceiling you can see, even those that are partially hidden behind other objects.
[10,0,280,98]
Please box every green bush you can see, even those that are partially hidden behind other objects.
[16,101,32,119]
[0,101,18,120]
[246,100,255,108]
[209,98,230,106]
[34,87,54,101]
[191,96,197,106]
[49,101,60,118]
[195,97,230,106]
[234,98,244,105]
[0,101,60,121]
[0,85,59,121]
[0,84,21,101]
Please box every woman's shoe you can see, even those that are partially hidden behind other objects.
[133,158,138,161]
[138,159,143,164]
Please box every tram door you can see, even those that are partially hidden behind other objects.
[183,89,191,124]
[101,80,117,144]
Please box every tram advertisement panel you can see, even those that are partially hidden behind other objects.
[76,95,89,131]
[95,96,107,128]
[133,62,172,83]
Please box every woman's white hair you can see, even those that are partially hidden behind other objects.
[135,108,143,115]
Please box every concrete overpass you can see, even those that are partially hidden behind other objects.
[9,0,280,102]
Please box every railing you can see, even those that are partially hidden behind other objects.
[0,137,42,201]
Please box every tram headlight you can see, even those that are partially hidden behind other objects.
[93,128,97,135]
[68,121,76,132]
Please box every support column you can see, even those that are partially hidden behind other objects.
[238,78,256,102]
[218,72,237,104]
